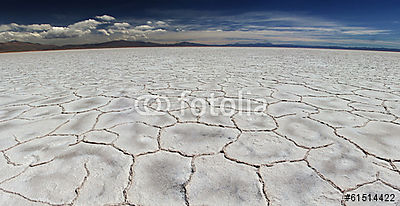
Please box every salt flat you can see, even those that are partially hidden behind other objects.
[0,47,400,205]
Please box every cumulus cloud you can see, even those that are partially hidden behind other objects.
[113,22,131,28]
[0,31,41,41]
[21,24,53,31]
[95,15,116,21]
[155,21,168,26]
[68,19,102,30]
[42,27,88,39]
[0,15,168,44]
[135,25,154,30]
[97,29,110,36]
[0,23,52,32]
[0,24,12,32]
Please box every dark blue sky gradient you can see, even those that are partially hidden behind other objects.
[1,0,399,47]
[1,0,399,25]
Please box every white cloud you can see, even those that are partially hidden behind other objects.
[42,27,88,39]
[0,23,52,32]
[341,30,390,35]
[69,19,102,30]
[149,29,167,33]
[97,29,110,36]
[95,15,116,21]
[135,25,154,30]
[113,22,131,28]
[0,31,42,42]
[20,24,53,31]
[0,24,12,32]
[155,21,168,27]
[268,27,337,32]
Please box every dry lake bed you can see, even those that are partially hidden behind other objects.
[0,47,400,205]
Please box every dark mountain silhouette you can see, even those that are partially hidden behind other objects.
[223,42,274,47]
[0,41,58,52]
[1,40,399,53]
[0,40,208,53]
[171,41,207,46]
[267,44,400,52]
[60,40,162,49]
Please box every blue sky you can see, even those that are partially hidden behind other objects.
[0,0,399,48]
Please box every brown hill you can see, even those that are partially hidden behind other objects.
[0,41,58,52]
[60,40,163,49]
[0,40,207,53]
[1,40,398,53]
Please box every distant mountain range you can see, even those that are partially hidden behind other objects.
[0,40,205,53]
[1,40,399,53]
[0,41,59,52]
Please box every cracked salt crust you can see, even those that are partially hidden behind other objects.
[0,189,44,205]
[29,94,78,107]
[187,154,266,205]
[170,108,199,122]
[0,95,43,107]
[127,151,191,206]
[233,112,276,131]
[352,111,396,121]
[302,96,352,111]
[260,162,342,205]
[0,105,30,122]
[72,145,131,205]
[83,130,117,144]
[62,96,110,113]
[111,123,159,155]
[310,110,368,128]
[354,89,400,101]
[349,102,387,112]
[271,90,301,101]
[161,123,239,155]
[0,154,26,183]
[337,121,400,160]
[0,115,71,144]
[0,156,87,204]
[197,106,236,127]
[99,97,136,112]
[307,139,380,190]
[224,132,306,165]
[4,135,76,166]
[275,115,336,148]
[267,101,318,117]
[0,47,399,205]
[338,94,383,105]
[19,106,62,120]
[212,96,271,112]
[56,110,101,135]
[95,108,176,129]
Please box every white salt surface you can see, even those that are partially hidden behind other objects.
[0,47,399,205]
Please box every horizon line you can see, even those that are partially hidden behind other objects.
[1,40,400,54]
